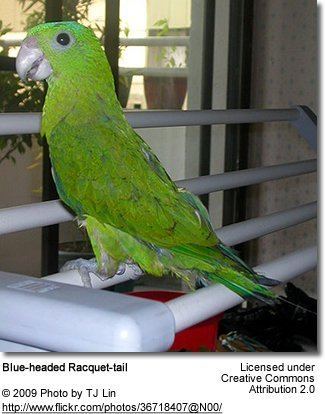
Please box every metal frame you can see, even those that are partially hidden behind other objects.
[223,0,254,262]
[198,0,216,208]
[41,0,63,276]
[40,201,316,290]
[0,160,316,236]
[0,106,313,133]
[104,0,120,94]
[119,67,187,77]
[0,107,317,352]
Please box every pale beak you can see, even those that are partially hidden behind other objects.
[16,36,52,81]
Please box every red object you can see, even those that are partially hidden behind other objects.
[143,77,187,109]
[128,290,223,352]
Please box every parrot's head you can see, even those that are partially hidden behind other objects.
[16,21,106,83]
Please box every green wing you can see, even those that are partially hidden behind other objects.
[47,114,217,248]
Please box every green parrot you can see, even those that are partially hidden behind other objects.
[16,22,278,300]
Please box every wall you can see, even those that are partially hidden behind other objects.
[248,0,317,296]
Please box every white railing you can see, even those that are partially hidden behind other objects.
[0,34,189,78]
[0,108,301,135]
[42,202,316,289]
[0,160,316,235]
[119,67,187,77]
[0,107,317,352]
[0,33,189,48]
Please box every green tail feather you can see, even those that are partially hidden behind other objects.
[217,242,280,287]
[170,243,278,304]
[204,268,276,304]
[218,242,256,275]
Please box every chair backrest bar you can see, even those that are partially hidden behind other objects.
[0,107,316,149]
[0,108,300,134]
[0,159,316,236]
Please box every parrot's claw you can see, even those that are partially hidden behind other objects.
[78,265,94,288]
[61,257,98,273]
[60,257,142,288]
[60,257,98,288]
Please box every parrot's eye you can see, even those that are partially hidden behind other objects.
[52,31,75,51]
[56,32,71,46]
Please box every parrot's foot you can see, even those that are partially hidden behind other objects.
[60,257,143,288]
[60,257,129,288]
